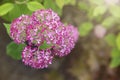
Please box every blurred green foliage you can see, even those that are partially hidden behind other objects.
[79,22,93,36]
[77,0,120,68]
[105,34,116,47]
[116,33,120,50]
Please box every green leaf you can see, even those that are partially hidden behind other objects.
[111,48,120,58]
[39,41,52,50]
[7,42,25,60]
[27,1,44,11]
[44,0,62,15]
[110,58,120,68]
[3,23,10,35]
[93,6,107,17]
[0,3,14,16]
[116,33,120,50]
[2,4,32,22]
[55,0,64,9]
[105,34,116,47]
[79,22,93,36]
[102,17,115,29]
[109,5,120,18]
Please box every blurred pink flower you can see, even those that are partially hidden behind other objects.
[94,25,106,38]
[104,0,119,5]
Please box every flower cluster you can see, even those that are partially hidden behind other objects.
[22,46,53,68]
[10,9,79,69]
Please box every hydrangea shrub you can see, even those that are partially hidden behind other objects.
[10,9,79,69]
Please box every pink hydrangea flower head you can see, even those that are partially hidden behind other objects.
[43,22,63,45]
[26,23,44,46]
[26,22,62,46]
[10,15,32,44]
[32,9,60,24]
[68,25,79,42]
[52,24,79,57]
[22,46,53,69]
[26,9,62,46]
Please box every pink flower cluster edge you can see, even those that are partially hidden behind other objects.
[10,9,79,69]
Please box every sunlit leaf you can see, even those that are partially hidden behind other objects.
[102,17,115,29]
[109,5,120,18]
[2,4,32,22]
[93,6,107,17]
[27,1,44,11]
[55,0,64,9]
[0,3,14,16]
[44,0,62,15]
